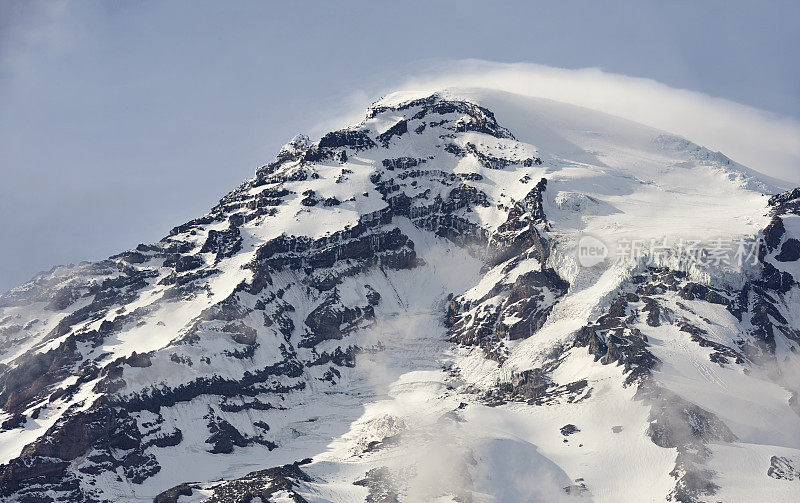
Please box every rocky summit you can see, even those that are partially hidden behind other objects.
[0,88,799,502]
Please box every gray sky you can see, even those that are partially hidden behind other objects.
[1,0,799,292]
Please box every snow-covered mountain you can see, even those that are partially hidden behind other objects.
[0,88,799,503]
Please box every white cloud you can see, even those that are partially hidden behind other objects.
[317,60,800,185]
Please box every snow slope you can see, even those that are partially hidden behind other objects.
[0,88,798,503]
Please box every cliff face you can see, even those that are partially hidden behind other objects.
[0,89,798,502]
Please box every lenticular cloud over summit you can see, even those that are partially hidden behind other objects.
[334,61,800,185]
[1,75,800,502]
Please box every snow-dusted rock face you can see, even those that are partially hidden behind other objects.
[0,89,798,503]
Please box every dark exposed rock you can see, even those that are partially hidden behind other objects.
[1,413,25,430]
[776,238,800,262]
[154,460,312,503]
[301,290,374,348]
[488,178,549,265]
[365,285,381,306]
[169,215,216,237]
[116,250,149,264]
[444,143,465,157]
[448,267,567,353]
[679,322,742,365]
[636,381,736,503]
[767,455,800,481]
[247,222,417,294]
[560,424,580,436]
[369,94,515,140]
[641,297,662,327]
[768,187,800,216]
[0,456,76,500]
[377,120,408,147]
[382,157,424,171]
[678,283,729,306]
[125,352,152,368]
[246,187,290,210]
[763,216,786,250]
[354,466,400,503]
[572,266,781,392]
[669,469,720,503]
[498,269,569,340]
[307,345,360,368]
[219,397,277,413]
[205,410,248,454]
[0,337,82,415]
[164,254,204,273]
[113,356,305,414]
[464,142,540,170]
[441,176,564,363]
[145,428,183,448]
[484,367,590,406]
[46,286,81,311]
[201,225,243,261]
[643,387,737,448]
[458,172,483,181]
[756,262,794,294]
[194,460,311,503]
[319,129,376,150]
[300,189,319,206]
[0,399,165,497]
[153,482,196,503]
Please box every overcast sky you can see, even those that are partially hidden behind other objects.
[1,0,799,292]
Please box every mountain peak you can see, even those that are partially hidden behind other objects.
[0,91,798,502]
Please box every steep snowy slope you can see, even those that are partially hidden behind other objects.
[0,89,798,503]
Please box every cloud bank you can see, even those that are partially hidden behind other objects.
[323,60,800,185]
